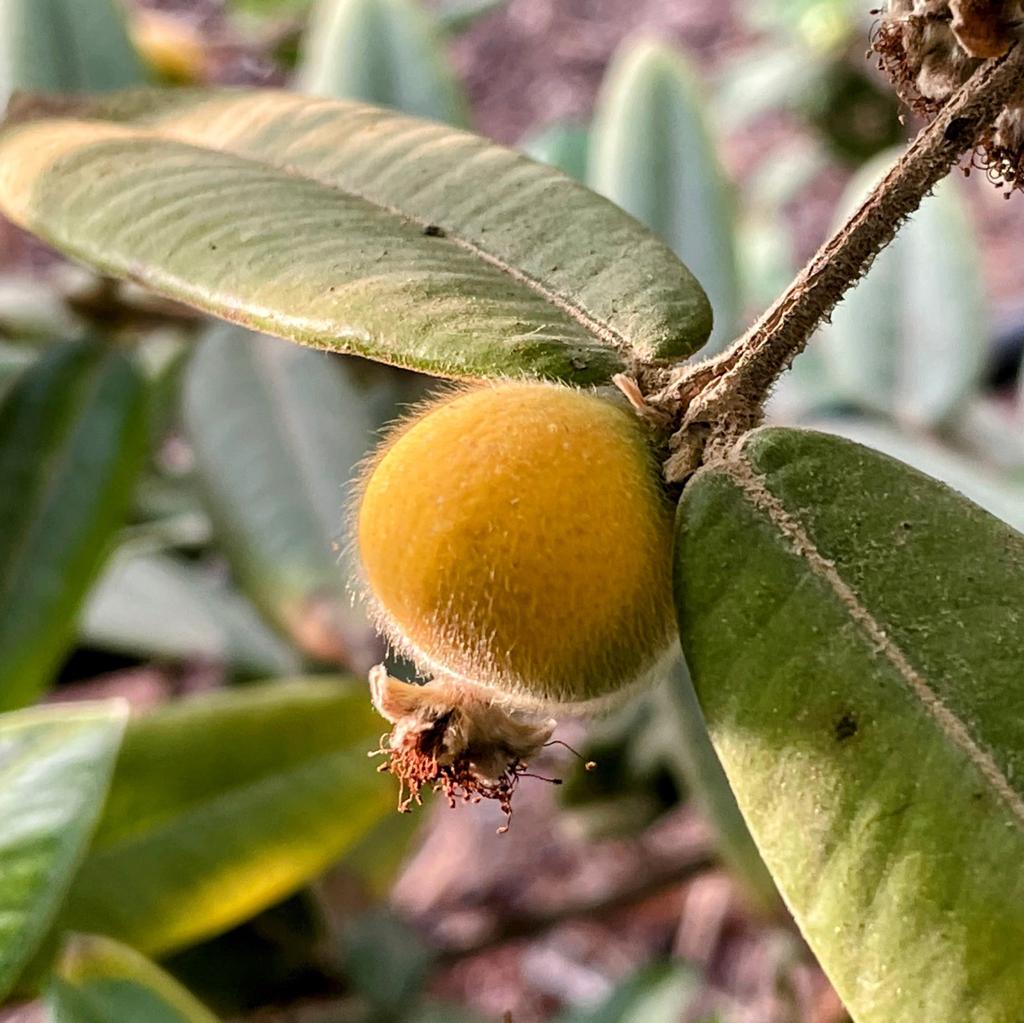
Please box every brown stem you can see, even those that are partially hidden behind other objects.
[659,42,1024,482]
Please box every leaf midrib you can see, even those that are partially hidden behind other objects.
[79,112,634,357]
[720,450,1024,834]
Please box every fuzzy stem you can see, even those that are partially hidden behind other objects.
[661,42,1024,481]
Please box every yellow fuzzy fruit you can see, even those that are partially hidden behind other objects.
[356,381,676,709]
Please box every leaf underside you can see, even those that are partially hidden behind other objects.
[675,427,1024,1023]
[0,88,713,382]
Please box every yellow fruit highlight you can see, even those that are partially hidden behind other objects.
[357,381,676,710]
[130,11,208,85]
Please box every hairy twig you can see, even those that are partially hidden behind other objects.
[657,42,1024,482]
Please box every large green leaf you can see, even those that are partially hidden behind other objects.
[675,426,1024,1023]
[0,338,150,710]
[59,678,397,956]
[818,153,986,428]
[182,325,380,664]
[81,547,300,676]
[0,88,712,382]
[588,39,739,355]
[299,0,468,126]
[0,702,127,1002]
[0,0,145,102]
[48,934,218,1023]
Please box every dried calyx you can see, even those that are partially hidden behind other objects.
[369,666,559,832]
[873,0,1024,188]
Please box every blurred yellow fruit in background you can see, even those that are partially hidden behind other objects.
[130,10,207,85]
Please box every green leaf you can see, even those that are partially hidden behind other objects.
[299,0,469,126]
[81,547,300,676]
[556,962,701,1023]
[588,38,740,355]
[0,88,711,382]
[818,152,986,427]
[182,325,378,664]
[804,415,1024,532]
[520,120,589,183]
[675,426,1024,1023]
[0,0,145,101]
[0,701,128,1002]
[47,934,218,1023]
[0,338,150,710]
[59,678,397,956]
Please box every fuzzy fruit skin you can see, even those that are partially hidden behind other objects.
[357,381,676,708]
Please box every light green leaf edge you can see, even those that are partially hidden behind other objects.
[0,87,712,382]
[0,701,128,1002]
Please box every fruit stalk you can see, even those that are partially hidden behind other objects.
[659,42,1024,482]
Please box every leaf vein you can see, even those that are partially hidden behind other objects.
[725,452,1024,832]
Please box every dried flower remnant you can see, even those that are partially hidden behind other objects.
[368,666,558,832]
[872,0,1024,189]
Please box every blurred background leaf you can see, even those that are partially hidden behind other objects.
[521,120,590,183]
[0,339,150,710]
[555,962,701,1023]
[588,37,740,355]
[0,702,127,1002]
[817,152,987,429]
[48,933,218,1023]
[81,547,300,677]
[182,325,385,667]
[0,0,145,103]
[343,908,434,1015]
[58,679,396,956]
[299,0,469,125]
